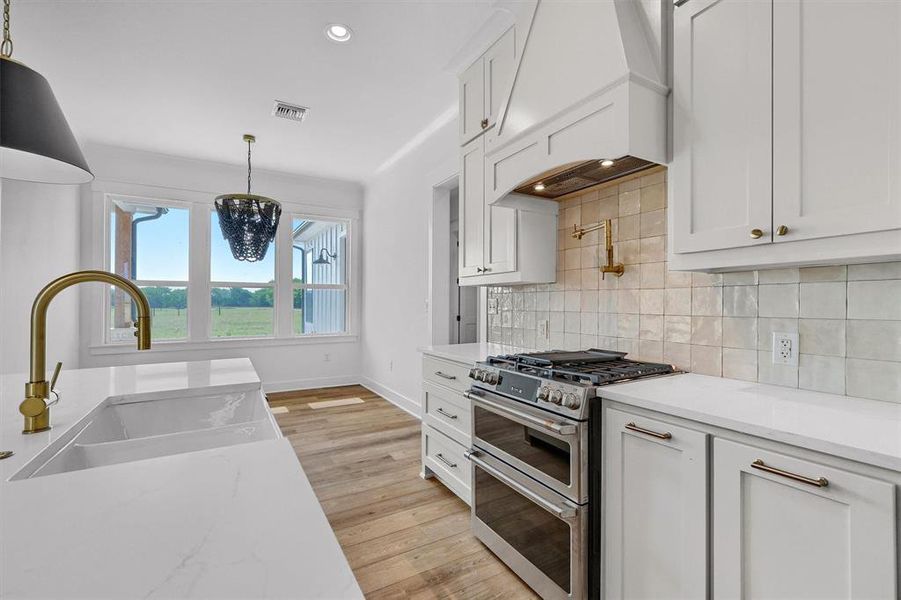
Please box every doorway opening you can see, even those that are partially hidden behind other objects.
[449,189,478,344]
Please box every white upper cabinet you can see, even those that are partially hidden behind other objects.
[713,438,897,599]
[671,0,772,253]
[671,0,901,270]
[460,136,487,277]
[604,408,708,600]
[772,0,901,242]
[459,27,516,145]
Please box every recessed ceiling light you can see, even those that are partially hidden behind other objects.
[326,23,353,43]
[600,159,615,168]
[533,182,546,191]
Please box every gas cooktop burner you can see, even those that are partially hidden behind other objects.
[486,349,677,386]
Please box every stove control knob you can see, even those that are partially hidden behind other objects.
[468,368,479,380]
[537,386,550,401]
[475,369,487,382]
[485,372,499,385]
[549,390,563,405]
[563,393,580,409]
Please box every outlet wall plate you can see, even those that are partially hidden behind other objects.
[772,332,799,367]
[487,298,499,315]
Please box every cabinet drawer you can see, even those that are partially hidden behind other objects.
[423,425,471,504]
[423,382,471,445]
[422,355,471,394]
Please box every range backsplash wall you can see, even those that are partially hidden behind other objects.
[486,166,901,403]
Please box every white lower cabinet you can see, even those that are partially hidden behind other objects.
[603,405,899,600]
[420,353,473,505]
[603,408,708,600]
[713,439,897,600]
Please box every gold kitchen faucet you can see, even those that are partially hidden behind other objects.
[19,271,152,434]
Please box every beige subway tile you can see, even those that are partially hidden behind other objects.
[580,334,598,349]
[691,346,722,376]
[581,267,599,290]
[563,205,581,230]
[580,290,599,312]
[598,313,618,337]
[640,235,666,263]
[640,183,666,212]
[564,333,581,350]
[640,209,666,237]
[640,314,664,341]
[549,311,564,332]
[581,246,599,270]
[618,337,640,356]
[619,214,640,240]
[848,261,901,281]
[638,340,664,362]
[799,319,846,357]
[618,264,641,289]
[691,272,723,287]
[618,289,640,314]
[640,262,666,289]
[758,268,800,284]
[846,358,901,402]
[618,314,640,338]
[598,182,618,199]
[664,316,692,344]
[799,282,846,319]
[564,290,581,312]
[564,269,581,290]
[619,189,641,216]
[616,239,641,265]
[564,312,581,334]
[757,317,800,351]
[723,271,758,285]
[598,196,618,220]
[758,284,799,318]
[723,286,758,318]
[798,355,845,395]
[564,247,582,271]
[664,342,691,370]
[640,170,666,188]
[619,177,642,193]
[691,286,723,316]
[691,316,723,346]
[723,348,758,382]
[549,291,565,312]
[640,289,665,315]
[848,280,901,320]
[846,320,901,361]
[581,199,601,225]
[666,270,693,288]
[723,317,758,349]
[665,287,692,316]
[580,312,598,335]
[799,265,847,282]
[598,290,617,313]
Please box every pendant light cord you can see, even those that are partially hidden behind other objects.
[1,0,13,58]
[247,137,253,195]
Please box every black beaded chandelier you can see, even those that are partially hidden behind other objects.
[214,134,281,262]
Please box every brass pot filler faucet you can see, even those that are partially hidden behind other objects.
[19,271,152,434]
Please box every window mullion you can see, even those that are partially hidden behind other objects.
[275,210,294,337]
[188,202,211,342]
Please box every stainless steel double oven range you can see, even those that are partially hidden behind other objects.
[464,350,676,600]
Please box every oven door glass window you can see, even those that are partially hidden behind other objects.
[474,463,572,593]
[473,405,572,485]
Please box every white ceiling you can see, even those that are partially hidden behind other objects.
[12,1,498,183]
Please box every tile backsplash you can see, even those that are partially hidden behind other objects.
[486,167,901,403]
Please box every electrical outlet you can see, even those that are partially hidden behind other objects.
[389,360,393,372]
[538,319,549,339]
[488,298,499,315]
[323,353,331,362]
[772,332,799,366]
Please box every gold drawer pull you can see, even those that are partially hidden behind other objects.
[435,453,457,469]
[750,228,764,239]
[435,371,457,380]
[625,422,672,440]
[751,459,828,488]
[436,407,458,420]
[776,225,789,236]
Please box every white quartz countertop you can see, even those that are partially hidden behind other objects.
[0,359,363,599]
[601,373,901,472]
[418,342,533,365]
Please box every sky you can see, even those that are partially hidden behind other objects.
[111,207,292,284]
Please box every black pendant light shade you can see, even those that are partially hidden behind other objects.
[1,57,93,184]
[214,134,281,262]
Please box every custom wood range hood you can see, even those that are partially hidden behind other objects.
[488,0,669,208]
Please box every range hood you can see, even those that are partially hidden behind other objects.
[486,0,669,208]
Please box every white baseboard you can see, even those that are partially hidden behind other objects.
[358,376,421,419]
[263,375,359,394]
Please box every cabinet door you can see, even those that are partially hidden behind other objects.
[483,26,516,130]
[672,0,772,253]
[483,201,516,275]
[459,57,485,145]
[773,0,901,242]
[713,438,897,599]
[604,408,708,600]
[459,136,485,277]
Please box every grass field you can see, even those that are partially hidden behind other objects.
[113,307,305,339]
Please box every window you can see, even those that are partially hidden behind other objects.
[210,211,275,338]
[292,217,348,335]
[108,198,189,342]
[102,194,354,347]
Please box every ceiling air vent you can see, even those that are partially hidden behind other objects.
[271,100,308,123]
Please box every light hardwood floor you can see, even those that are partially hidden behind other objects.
[267,385,539,600]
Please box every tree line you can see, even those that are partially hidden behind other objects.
[137,285,305,312]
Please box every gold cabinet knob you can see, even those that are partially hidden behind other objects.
[750,228,764,239]
[776,225,789,236]
[480,118,489,129]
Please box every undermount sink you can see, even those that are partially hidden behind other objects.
[11,388,280,480]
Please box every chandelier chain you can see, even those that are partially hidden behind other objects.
[1,0,13,58]
[247,137,252,195]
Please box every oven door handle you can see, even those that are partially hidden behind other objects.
[466,389,577,436]
[469,452,578,520]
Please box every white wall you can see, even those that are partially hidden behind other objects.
[1,179,82,375]
[77,144,365,392]
[360,119,459,413]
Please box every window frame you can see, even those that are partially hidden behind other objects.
[290,214,351,337]
[95,187,358,352]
